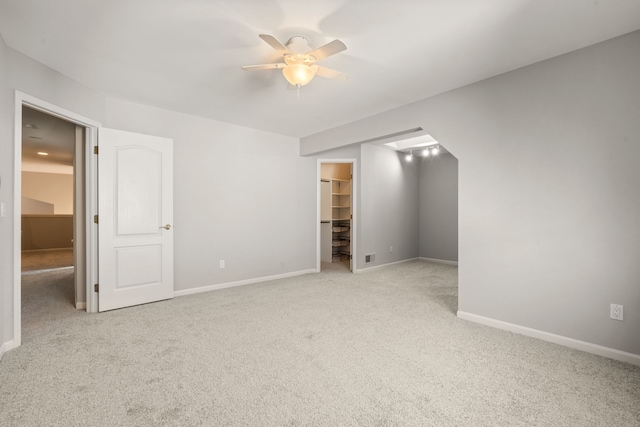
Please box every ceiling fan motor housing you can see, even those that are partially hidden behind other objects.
[285,36,312,53]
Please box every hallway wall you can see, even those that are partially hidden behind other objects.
[419,153,458,262]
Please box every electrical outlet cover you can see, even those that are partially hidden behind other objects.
[610,304,624,321]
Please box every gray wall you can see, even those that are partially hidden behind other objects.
[419,153,458,262]
[104,98,317,290]
[301,31,640,356]
[360,144,419,267]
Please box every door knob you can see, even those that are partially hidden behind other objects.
[159,224,172,230]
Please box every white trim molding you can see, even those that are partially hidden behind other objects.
[457,311,640,367]
[0,340,17,362]
[354,257,419,273]
[419,257,458,266]
[174,269,317,297]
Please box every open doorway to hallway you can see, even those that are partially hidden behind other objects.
[21,106,82,324]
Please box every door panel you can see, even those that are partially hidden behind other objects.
[98,128,173,312]
[116,147,162,235]
[115,245,162,288]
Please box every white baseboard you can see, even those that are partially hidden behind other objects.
[174,269,317,297]
[0,340,16,362]
[457,311,640,367]
[354,257,458,273]
[419,257,458,266]
[354,257,419,273]
[75,302,86,310]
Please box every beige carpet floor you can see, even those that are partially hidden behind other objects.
[21,248,74,272]
[1,260,639,426]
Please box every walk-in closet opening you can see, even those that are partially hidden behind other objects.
[319,161,354,272]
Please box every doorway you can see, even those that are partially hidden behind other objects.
[21,106,76,288]
[13,92,100,348]
[317,159,357,273]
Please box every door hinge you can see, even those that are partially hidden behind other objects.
[94,146,98,155]
[94,214,99,224]
[94,284,99,293]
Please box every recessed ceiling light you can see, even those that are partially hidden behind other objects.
[37,152,48,156]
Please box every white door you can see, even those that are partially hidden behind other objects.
[98,128,174,312]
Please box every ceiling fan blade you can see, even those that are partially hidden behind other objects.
[316,66,349,81]
[241,63,286,71]
[308,39,347,61]
[258,34,289,53]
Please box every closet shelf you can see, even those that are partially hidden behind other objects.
[332,252,350,262]
[332,239,350,247]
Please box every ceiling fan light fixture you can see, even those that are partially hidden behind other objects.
[243,34,347,89]
[282,64,318,87]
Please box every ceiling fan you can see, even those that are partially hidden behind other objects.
[241,34,348,89]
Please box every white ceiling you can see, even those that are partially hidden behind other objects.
[2,0,640,139]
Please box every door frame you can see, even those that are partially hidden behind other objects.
[13,91,101,348]
[316,158,357,272]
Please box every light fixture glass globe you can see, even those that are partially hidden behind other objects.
[432,146,440,155]
[282,64,317,87]
[423,148,430,157]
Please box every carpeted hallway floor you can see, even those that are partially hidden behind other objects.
[1,260,639,426]
[21,248,74,272]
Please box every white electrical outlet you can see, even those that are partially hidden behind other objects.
[610,304,623,321]
[219,260,225,269]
